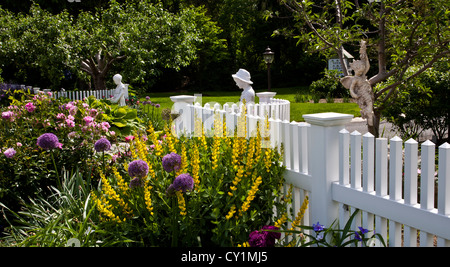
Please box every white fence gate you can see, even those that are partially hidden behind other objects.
[175,105,450,246]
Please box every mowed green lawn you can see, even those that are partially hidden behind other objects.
[141,86,360,123]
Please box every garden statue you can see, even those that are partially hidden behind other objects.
[232,69,255,103]
[110,74,128,106]
[340,40,374,126]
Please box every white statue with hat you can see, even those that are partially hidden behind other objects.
[232,69,255,104]
[110,74,129,106]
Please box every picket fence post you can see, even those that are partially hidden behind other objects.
[303,112,353,228]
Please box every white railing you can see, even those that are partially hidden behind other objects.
[174,109,450,246]
[173,99,290,139]
[51,89,115,101]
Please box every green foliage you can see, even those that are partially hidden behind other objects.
[381,62,449,144]
[309,69,348,99]
[0,91,115,213]
[0,168,99,247]
[102,105,143,136]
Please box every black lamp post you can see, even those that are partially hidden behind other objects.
[263,46,275,91]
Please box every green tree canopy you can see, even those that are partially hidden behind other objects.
[0,0,225,91]
[275,0,450,136]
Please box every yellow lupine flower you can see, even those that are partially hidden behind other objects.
[228,167,244,196]
[191,144,200,190]
[113,166,129,195]
[237,242,250,247]
[290,196,309,231]
[176,142,188,176]
[129,142,138,160]
[211,137,221,170]
[148,121,163,157]
[274,213,288,228]
[225,205,236,220]
[99,170,131,216]
[239,176,262,216]
[91,191,122,223]
[144,181,154,216]
[175,190,187,216]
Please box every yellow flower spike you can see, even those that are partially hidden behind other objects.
[225,205,236,220]
[211,137,221,170]
[274,213,288,228]
[144,182,154,216]
[176,142,188,176]
[129,142,138,160]
[113,166,129,195]
[239,176,262,216]
[228,167,244,195]
[99,170,131,217]
[290,196,309,231]
[175,190,187,216]
[192,144,200,190]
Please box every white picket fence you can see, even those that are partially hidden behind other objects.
[175,106,450,247]
[51,89,115,101]
[173,99,290,139]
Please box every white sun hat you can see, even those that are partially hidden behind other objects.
[232,69,253,84]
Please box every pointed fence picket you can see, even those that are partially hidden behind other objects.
[173,100,450,247]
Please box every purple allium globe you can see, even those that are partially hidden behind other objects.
[94,138,111,152]
[162,152,182,172]
[167,173,194,195]
[128,160,149,178]
[248,225,281,247]
[129,177,143,189]
[37,133,60,150]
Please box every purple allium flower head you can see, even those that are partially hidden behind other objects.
[248,225,281,247]
[128,160,149,178]
[94,138,111,152]
[129,177,143,189]
[167,173,194,194]
[37,133,60,150]
[162,152,182,172]
[4,148,16,159]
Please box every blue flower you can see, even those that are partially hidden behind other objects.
[355,231,362,241]
[313,222,324,232]
[358,226,369,235]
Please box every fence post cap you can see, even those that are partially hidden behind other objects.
[303,112,353,127]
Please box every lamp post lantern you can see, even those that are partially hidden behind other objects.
[263,46,275,91]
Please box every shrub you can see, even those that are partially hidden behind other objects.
[90,116,286,246]
[0,91,115,213]
[309,69,348,99]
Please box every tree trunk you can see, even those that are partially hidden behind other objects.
[92,73,107,91]
[368,110,381,138]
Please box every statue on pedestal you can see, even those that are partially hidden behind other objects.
[232,69,255,104]
[340,40,374,126]
[110,74,128,106]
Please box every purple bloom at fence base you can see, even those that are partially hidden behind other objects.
[248,225,281,247]
[37,133,61,150]
[162,152,182,172]
[94,138,111,152]
[128,160,149,178]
